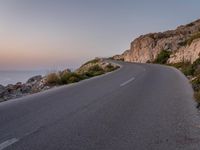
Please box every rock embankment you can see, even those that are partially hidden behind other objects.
[0,75,49,102]
[0,59,119,102]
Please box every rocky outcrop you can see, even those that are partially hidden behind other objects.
[0,75,50,101]
[27,75,42,84]
[113,50,130,61]
[168,38,200,63]
[116,19,200,63]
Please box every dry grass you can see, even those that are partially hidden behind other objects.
[46,73,60,85]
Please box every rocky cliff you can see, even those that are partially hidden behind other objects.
[115,19,200,63]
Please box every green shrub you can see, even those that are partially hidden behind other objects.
[178,41,187,46]
[192,75,200,85]
[169,62,195,76]
[154,50,172,64]
[105,64,118,72]
[191,58,200,76]
[181,63,195,76]
[46,73,60,85]
[192,57,200,66]
[186,23,195,27]
[194,91,200,103]
[83,65,105,77]
[89,64,104,72]
[169,62,186,69]
[146,60,151,63]
[82,58,100,66]
[60,73,83,84]
[186,32,200,45]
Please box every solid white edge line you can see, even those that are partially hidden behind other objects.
[120,77,135,87]
[0,138,19,150]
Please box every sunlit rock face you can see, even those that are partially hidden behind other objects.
[116,19,200,63]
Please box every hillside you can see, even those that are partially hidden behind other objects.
[114,19,200,64]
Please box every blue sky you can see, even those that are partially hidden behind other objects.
[0,0,199,70]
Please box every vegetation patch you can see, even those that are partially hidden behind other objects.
[46,73,60,85]
[60,73,83,84]
[82,58,100,66]
[105,64,120,72]
[194,91,200,105]
[153,50,172,64]
[83,65,105,77]
[46,60,119,86]
[178,62,194,76]
[168,58,200,106]
[186,32,200,46]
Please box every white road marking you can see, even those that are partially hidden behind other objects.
[120,77,135,87]
[0,138,18,150]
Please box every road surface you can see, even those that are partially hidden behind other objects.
[0,61,200,150]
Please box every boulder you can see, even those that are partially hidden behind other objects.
[27,75,42,84]
[20,84,31,94]
[14,82,23,89]
[6,84,15,93]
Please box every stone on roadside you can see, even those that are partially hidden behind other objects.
[26,75,42,84]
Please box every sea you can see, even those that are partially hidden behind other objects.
[0,70,47,86]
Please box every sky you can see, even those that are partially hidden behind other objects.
[0,0,200,70]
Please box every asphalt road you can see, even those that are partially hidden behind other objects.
[0,61,200,150]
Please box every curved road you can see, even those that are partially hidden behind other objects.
[0,61,200,150]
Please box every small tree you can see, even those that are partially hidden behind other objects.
[154,50,172,64]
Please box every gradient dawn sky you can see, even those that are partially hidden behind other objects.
[0,0,200,70]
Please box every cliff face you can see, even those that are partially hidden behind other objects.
[116,19,200,63]
[168,38,200,63]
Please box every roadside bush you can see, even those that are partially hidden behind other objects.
[181,63,195,76]
[172,58,200,76]
[105,64,118,72]
[154,50,172,64]
[194,91,200,103]
[186,32,200,45]
[186,22,195,27]
[46,61,119,86]
[169,62,186,69]
[146,60,151,63]
[192,75,200,89]
[169,62,195,76]
[60,73,83,84]
[190,58,200,75]
[82,58,100,66]
[46,73,60,85]
[83,65,105,77]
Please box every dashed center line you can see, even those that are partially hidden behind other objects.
[0,138,18,150]
[120,77,135,87]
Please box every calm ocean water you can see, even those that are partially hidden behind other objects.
[0,70,47,86]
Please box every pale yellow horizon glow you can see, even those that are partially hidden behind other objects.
[0,27,99,70]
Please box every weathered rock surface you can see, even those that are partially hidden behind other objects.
[115,19,200,63]
[0,75,50,101]
[27,75,42,84]
[113,50,130,61]
[168,38,200,63]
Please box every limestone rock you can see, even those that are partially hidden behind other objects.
[115,19,200,63]
[168,39,200,63]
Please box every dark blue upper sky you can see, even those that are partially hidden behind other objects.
[0,0,199,69]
